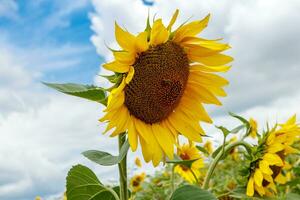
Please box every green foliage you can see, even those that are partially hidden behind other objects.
[100,73,122,84]
[43,82,107,105]
[82,140,129,166]
[196,145,210,156]
[66,164,120,200]
[170,185,217,200]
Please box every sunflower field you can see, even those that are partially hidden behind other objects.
[43,9,300,200]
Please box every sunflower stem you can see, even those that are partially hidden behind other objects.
[202,141,252,190]
[118,133,128,200]
[171,164,176,193]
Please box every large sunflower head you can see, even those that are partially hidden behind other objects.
[246,115,300,197]
[100,10,233,166]
[174,143,204,183]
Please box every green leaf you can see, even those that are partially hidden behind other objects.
[43,82,107,106]
[100,73,122,84]
[231,124,246,134]
[170,185,217,200]
[215,126,231,137]
[229,112,250,128]
[66,164,119,200]
[196,146,210,156]
[82,140,130,166]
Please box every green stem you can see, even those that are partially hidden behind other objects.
[202,141,252,190]
[118,134,128,200]
[171,165,175,193]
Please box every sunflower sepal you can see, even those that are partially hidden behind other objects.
[100,73,123,84]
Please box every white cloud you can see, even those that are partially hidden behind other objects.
[0,37,118,199]
[1,0,300,199]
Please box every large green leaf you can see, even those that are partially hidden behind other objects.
[66,164,119,200]
[82,140,130,166]
[43,82,107,105]
[170,185,217,200]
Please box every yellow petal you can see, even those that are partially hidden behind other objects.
[115,22,136,52]
[275,173,287,184]
[267,143,285,153]
[128,116,138,151]
[263,153,283,166]
[185,83,222,105]
[139,136,152,163]
[104,91,124,112]
[152,123,174,159]
[134,118,153,144]
[188,53,233,66]
[135,31,149,53]
[151,135,163,167]
[246,177,254,197]
[150,19,169,46]
[125,66,135,84]
[103,61,130,73]
[179,96,212,123]
[173,14,210,43]
[168,111,202,142]
[254,169,263,187]
[113,51,135,65]
[186,44,225,57]
[190,64,231,73]
[259,160,273,175]
[167,9,179,30]
[255,184,265,196]
[263,173,274,183]
[110,106,130,136]
[189,70,229,87]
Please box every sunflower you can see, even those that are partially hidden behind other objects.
[130,172,146,192]
[174,143,204,183]
[134,157,142,168]
[246,115,300,197]
[100,9,232,166]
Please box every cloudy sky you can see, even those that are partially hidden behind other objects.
[0,0,300,199]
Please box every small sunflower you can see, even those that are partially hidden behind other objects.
[249,118,258,138]
[130,172,146,192]
[174,143,204,183]
[134,157,142,168]
[246,115,300,197]
[100,9,232,166]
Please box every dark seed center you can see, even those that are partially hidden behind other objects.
[124,41,189,124]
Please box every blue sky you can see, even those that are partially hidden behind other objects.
[0,0,300,200]
[0,0,101,84]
